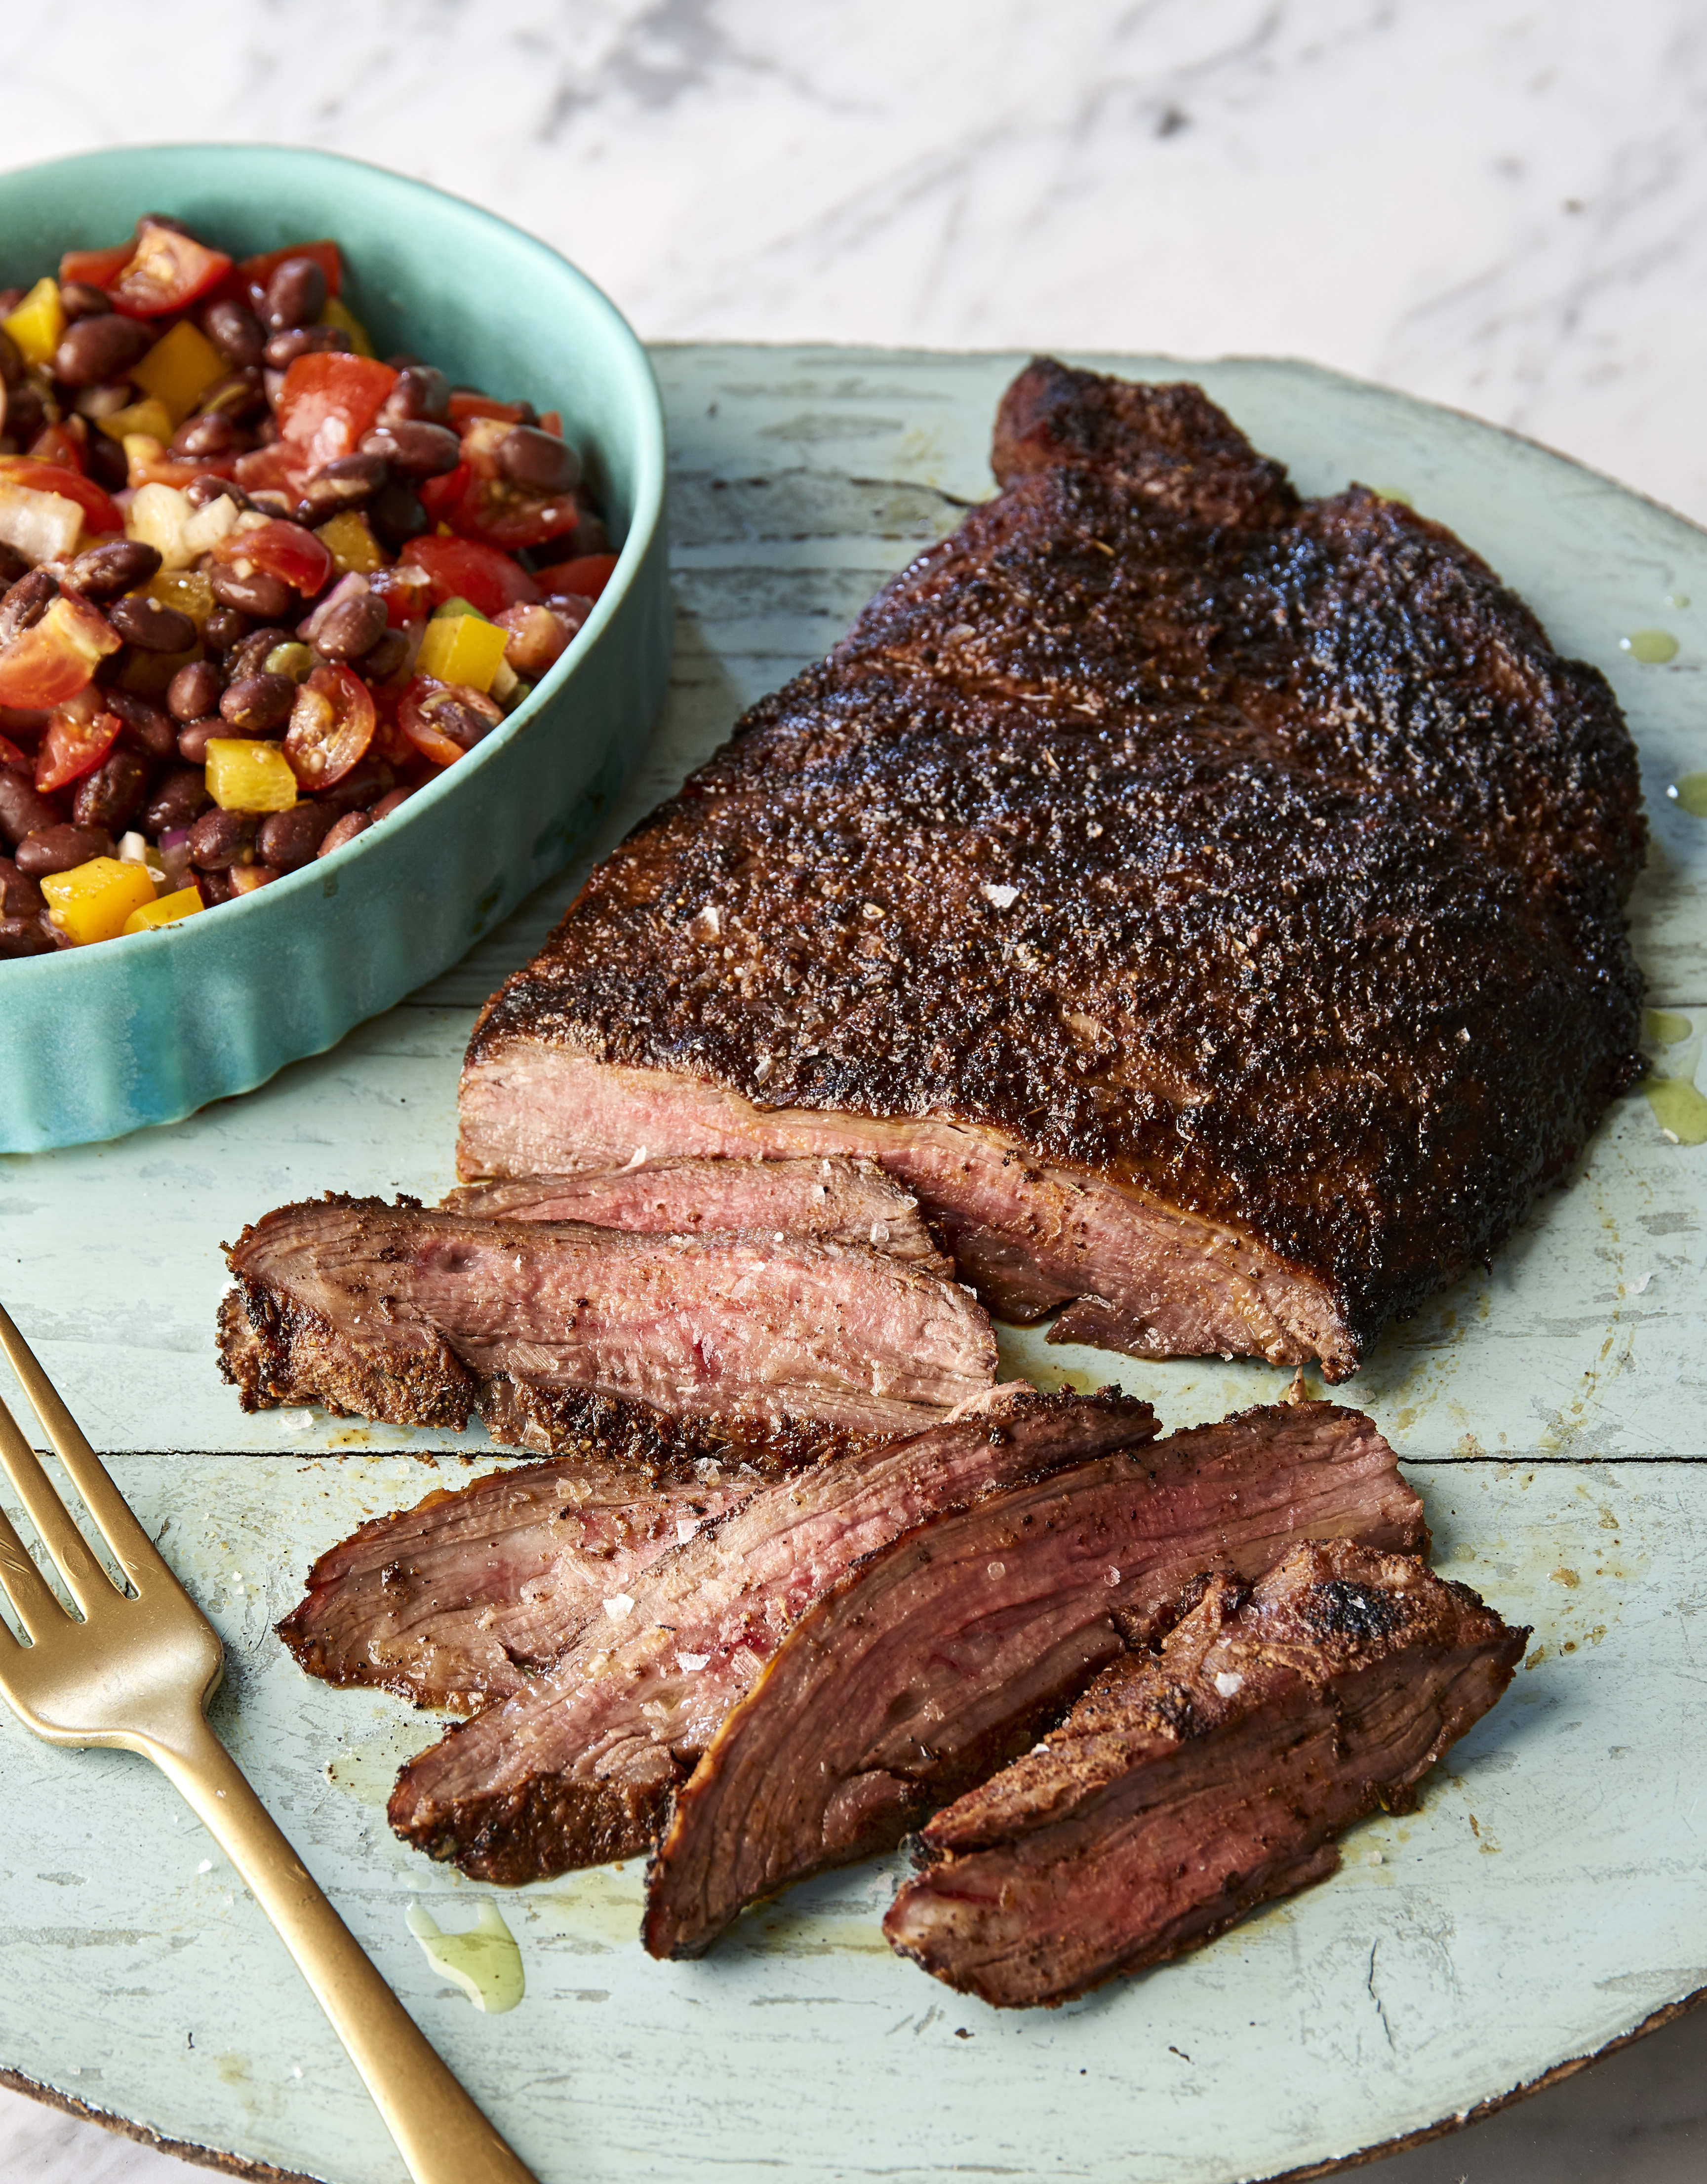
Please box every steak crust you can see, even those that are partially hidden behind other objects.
[459,361,1645,1378]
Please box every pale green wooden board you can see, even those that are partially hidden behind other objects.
[0,348,1703,2184]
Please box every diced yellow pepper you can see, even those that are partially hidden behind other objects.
[316,510,385,576]
[103,400,176,446]
[122,884,203,936]
[2,277,66,370]
[147,567,217,630]
[319,295,374,357]
[418,613,510,694]
[130,319,227,426]
[205,738,298,813]
[40,858,157,946]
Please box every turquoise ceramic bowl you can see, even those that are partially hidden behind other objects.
[0,145,670,1152]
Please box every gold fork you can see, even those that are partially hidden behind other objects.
[0,1299,537,2184]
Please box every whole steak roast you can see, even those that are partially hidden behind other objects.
[459,361,1646,1378]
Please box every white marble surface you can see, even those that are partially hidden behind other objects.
[2,1,1705,2177]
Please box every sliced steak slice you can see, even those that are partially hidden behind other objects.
[458,360,1645,1381]
[640,1402,1426,1958]
[220,1195,996,1445]
[386,1386,1160,1881]
[884,1541,1527,2007]
[278,1454,758,1714]
[443,1155,948,1270]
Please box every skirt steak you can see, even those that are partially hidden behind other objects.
[883,1540,1527,2006]
[457,360,1645,1378]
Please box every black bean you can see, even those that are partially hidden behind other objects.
[0,916,54,959]
[58,282,113,323]
[208,564,293,620]
[167,660,224,723]
[361,627,409,682]
[0,543,29,588]
[219,672,295,734]
[4,383,46,445]
[358,419,460,479]
[368,480,428,550]
[497,425,579,496]
[225,628,292,680]
[15,824,113,878]
[200,298,266,370]
[64,539,162,603]
[318,757,395,814]
[0,569,59,645]
[0,855,45,918]
[186,473,245,512]
[257,802,337,873]
[188,809,258,870]
[296,453,387,523]
[202,605,251,652]
[72,751,151,834]
[199,368,267,421]
[84,431,130,493]
[53,312,154,389]
[316,810,371,858]
[0,328,22,385]
[107,690,178,761]
[171,411,239,459]
[369,785,415,822]
[142,766,213,834]
[109,593,196,654]
[262,256,328,333]
[423,690,501,751]
[378,365,451,425]
[0,770,62,848]
[262,324,348,371]
[174,720,224,765]
[314,589,387,662]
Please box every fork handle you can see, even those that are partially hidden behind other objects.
[140,1704,538,2184]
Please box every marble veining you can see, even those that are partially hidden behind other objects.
[3,1,1705,2177]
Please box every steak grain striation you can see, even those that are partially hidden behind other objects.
[220,1194,994,1449]
[459,361,1645,1378]
[883,1540,1527,2006]
[640,1402,1425,1957]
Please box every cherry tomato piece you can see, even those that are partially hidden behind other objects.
[441,414,579,549]
[416,462,471,524]
[35,689,121,793]
[0,458,125,537]
[283,664,376,790]
[27,423,85,474]
[400,535,539,619]
[235,239,344,312]
[0,594,122,709]
[276,352,398,469]
[231,443,310,502]
[59,241,136,290]
[397,676,503,768]
[536,552,619,604]
[0,731,30,774]
[108,221,233,319]
[214,519,333,597]
[367,563,434,628]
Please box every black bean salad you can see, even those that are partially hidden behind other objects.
[0,215,616,956]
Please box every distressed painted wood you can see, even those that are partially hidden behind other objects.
[0,348,1703,2184]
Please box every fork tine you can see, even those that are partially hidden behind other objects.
[0,1497,71,1643]
[0,1301,165,1594]
[0,1386,125,1616]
